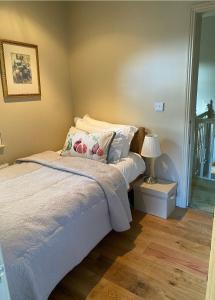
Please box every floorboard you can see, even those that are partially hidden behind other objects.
[49,208,213,300]
[206,209,215,300]
[190,178,215,214]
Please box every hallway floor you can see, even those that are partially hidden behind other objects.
[190,177,215,214]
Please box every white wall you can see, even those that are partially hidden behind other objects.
[0,2,73,164]
[196,15,215,115]
[69,1,193,207]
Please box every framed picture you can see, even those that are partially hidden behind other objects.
[0,40,41,97]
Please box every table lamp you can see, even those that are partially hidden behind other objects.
[141,134,161,184]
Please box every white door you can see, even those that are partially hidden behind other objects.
[0,247,11,300]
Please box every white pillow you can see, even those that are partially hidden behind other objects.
[75,118,125,163]
[82,115,138,157]
[67,126,86,134]
[75,118,99,133]
[82,115,111,128]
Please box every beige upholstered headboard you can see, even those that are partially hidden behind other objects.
[130,127,146,155]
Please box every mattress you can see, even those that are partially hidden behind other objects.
[110,152,146,188]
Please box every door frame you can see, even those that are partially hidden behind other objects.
[184,1,215,207]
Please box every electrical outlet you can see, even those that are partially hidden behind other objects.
[154,102,165,112]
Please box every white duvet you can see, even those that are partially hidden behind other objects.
[110,152,146,188]
[0,151,131,300]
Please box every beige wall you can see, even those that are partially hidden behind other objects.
[69,1,193,207]
[0,1,194,207]
[0,2,72,164]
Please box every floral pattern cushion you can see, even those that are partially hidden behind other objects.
[61,131,115,163]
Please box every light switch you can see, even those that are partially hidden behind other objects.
[154,102,165,112]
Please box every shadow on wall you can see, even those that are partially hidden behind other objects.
[143,136,179,184]
[0,148,5,155]
[155,138,179,182]
[3,95,41,103]
[155,153,179,182]
[154,152,182,205]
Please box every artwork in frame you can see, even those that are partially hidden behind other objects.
[0,40,41,98]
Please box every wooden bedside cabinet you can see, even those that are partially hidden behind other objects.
[133,178,177,219]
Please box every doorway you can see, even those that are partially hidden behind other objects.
[189,8,215,213]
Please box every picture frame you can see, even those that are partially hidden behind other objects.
[0,40,41,98]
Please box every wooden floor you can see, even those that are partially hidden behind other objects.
[191,178,215,214]
[49,208,213,300]
[206,209,215,300]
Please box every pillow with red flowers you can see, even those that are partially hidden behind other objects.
[61,130,115,163]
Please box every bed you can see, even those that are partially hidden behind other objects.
[0,127,146,300]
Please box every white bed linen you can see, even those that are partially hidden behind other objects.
[110,152,146,188]
[57,150,146,189]
[0,152,131,300]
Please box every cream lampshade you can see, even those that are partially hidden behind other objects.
[141,134,161,158]
[141,134,161,183]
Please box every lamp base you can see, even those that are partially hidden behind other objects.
[144,176,157,184]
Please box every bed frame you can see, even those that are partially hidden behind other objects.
[128,127,146,193]
[130,127,146,155]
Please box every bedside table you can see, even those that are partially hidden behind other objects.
[133,178,177,219]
